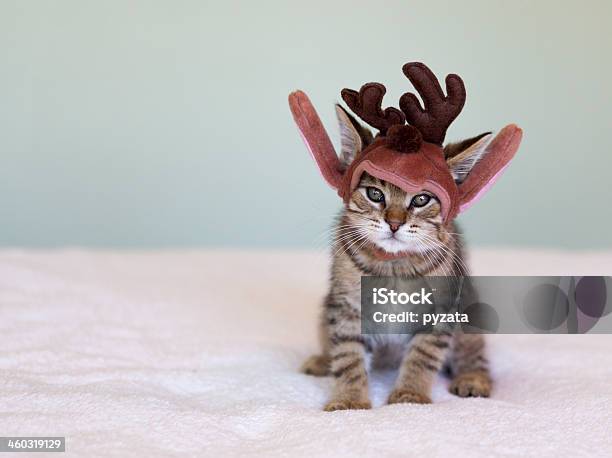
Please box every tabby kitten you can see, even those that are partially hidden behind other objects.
[302,106,492,411]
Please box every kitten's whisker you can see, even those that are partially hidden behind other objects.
[330,227,366,246]
[338,230,369,252]
[416,239,455,289]
[311,224,370,247]
[419,237,461,275]
[351,236,371,256]
[343,234,370,257]
[415,239,438,274]
[419,233,469,276]
[330,232,369,248]
[414,235,447,272]
[320,223,370,238]
[314,223,367,236]
[329,227,370,239]
[432,241,468,276]
[417,239,449,277]
[333,231,369,258]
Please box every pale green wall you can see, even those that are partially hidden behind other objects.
[1,0,610,248]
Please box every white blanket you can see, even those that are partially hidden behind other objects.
[1,249,611,457]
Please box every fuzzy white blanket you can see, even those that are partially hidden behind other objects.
[1,249,611,457]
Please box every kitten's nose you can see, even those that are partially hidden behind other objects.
[387,221,403,233]
[385,209,406,233]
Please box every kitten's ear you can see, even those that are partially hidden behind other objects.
[335,104,373,169]
[445,132,493,183]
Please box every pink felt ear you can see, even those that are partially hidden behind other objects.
[288,90,343,190]
[458,124,523,213]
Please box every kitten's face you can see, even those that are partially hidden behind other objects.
[345,172,444,254]
[334,104,492,255]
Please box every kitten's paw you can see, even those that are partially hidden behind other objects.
[300,354,330,376]
[449,371,492,398]
[387,389,431,405]
[323,398,372,411]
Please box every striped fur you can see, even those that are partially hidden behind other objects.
[302,173,492,411]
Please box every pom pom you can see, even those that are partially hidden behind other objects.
[386,125,423,153]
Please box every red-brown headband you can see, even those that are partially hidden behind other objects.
[288,62,523,222]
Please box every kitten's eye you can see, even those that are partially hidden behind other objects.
[411,194,431,208]
[366,187,385,203]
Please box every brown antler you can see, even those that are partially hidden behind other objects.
[399,62,466,145]
[341,83,405,135]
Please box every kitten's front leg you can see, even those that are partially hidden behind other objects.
[324,335,371,411]
[448,333,491,397]
[388,333,451,405]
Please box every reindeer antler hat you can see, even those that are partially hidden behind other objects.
[288,62,523,222]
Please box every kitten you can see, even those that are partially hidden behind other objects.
[302,105,492,411]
